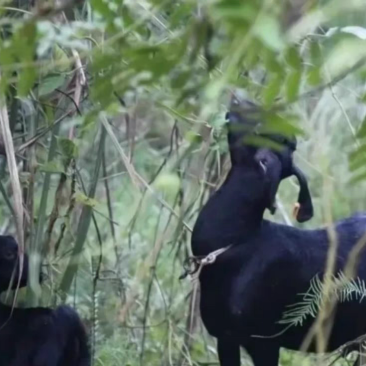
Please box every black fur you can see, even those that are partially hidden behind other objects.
[0,235,90,366]
[192,104,366,366]
[0,235,28,291]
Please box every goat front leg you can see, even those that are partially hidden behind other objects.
[217,337,241,366]
[247,342,280,366]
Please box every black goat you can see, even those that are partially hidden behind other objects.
[0,235,90,366]
[0,235,28,292]
[191,101,366,366]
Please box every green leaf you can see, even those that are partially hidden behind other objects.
[185,131,203,145]
[38,74,66,96]
[0,74,9,95]
[349,144,366,161]
[285,70,302,102]
[349,155,365,172]
[13,22,38,96]
[261,113,304,137]
[58,138,78,161]
[349,139,366,174]
[307,66,322,86]
[310,41,322,64]
[360,92,366,103]
[262,48,283,74]
[243,39,261,68]
[0,45,14,66]
[263,74,282,107]
[154,173,180,199]
[253,14,285,51]
[356,116,366,139]
[18,67,37,97]
[189,17,209,63]
[74,192,99,207]
[350,169,366,184]
[285,46,302,70]
[212,3,256,22]
[306,41,323,86]
[90,0,117,23]
[169,2,195,28]
[51,45,70,73]
[39,161,65,174]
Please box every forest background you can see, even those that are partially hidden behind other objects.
[1,0,366,365]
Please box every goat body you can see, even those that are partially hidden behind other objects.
[0,235,90,366]
[192,166,366,366]
[0,302,90,366]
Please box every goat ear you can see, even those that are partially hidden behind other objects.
[266,156,281,216]
[292,165,313,223]
[255,148,282,215]
[268,178,280,215]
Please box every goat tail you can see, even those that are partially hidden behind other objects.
[55,305,91,366]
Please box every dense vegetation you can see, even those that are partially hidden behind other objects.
[2,0,366,365]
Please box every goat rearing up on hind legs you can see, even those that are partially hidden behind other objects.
[191,98,366,366]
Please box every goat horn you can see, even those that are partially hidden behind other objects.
[291,165,314,223]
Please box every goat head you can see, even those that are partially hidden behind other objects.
[225,94,313,222]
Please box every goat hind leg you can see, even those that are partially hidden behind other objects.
[217,337,241,366]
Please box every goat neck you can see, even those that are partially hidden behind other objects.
[191,165,268,257]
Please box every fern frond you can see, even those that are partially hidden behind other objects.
[278,274,324,327]
[278,271,366,329]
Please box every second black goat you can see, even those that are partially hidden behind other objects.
[192,101,366,366]
[0,235,90,366]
